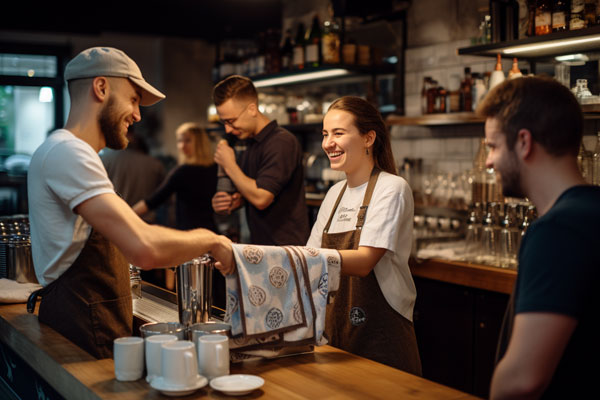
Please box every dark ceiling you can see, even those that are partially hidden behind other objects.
[2,1,283,42]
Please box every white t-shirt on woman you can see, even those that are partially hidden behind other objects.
[306,171,416,321]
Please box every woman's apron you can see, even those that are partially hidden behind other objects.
[321,168,422,375]
[29,229,133,359]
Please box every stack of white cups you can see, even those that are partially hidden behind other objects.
[144,334,178,383]
[113,329,231,395]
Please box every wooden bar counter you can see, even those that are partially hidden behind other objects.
[409,258,517,294]
[0,302,480,399]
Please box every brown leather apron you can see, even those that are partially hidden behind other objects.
[32,229,132,359]
[321,168,422,375]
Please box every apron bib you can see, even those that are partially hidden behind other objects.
[321,168,422,375]
[35,229,132,359]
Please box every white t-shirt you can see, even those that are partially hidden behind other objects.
[306,171,416,321]
[28,130,115,286]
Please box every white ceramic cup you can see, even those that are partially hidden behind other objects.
[161,340,199,387]
[197,334,229,380]
[145,334,178,383]
[113,336,145,381]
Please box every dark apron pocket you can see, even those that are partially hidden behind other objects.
[90,295,133,348]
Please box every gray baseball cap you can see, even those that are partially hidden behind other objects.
[64,46,165,106]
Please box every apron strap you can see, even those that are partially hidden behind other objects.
[27,288,44,314]
[323,167,381,234]
[323,182,347,234]
[356,168,381,230]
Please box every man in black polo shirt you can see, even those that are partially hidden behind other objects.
[211,75,310,246]
[479,77,600,399]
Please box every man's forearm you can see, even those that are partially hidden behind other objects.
[225,163,274,209]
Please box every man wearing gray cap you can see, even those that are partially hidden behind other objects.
[27,47,233,359]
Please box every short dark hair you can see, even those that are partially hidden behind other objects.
[212,75,258,106]
[476,76,583,157]
[328,96,397,175]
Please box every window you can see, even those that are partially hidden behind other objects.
[0,44,69,156]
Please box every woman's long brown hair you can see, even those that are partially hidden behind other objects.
[327,96,397,175]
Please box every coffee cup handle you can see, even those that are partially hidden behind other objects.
[184,351,196,377]
[215,343,225,369]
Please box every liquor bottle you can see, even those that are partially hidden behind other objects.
[471,138,488,205]
[535,0,552,35]
[472,72,487,111]
[571,0,586,30]
[254,32,266,76]
[516,0,530,38]
[489,53,506,90]
[280,29,294,71]
[216,134,238,194]
[426,80,438,114]
[508,58,523,79]
[305,14,322,68]
[526,0,537,36]
[292,22,305,70]
[265,28,281,75]
[460,67,473,112]
[421,76,433,115]
[438,88,448,113]
[584,0,597,27]
[322,16,341,64]
[552,0,569,31]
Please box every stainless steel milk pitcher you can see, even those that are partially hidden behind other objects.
[176,254,214,326]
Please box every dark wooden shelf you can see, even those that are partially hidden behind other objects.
[387,108,600,126]
[386,112,485,126]
[458,25,600,60]
[247,63,397,88]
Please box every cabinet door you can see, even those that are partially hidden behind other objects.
[473,290,510,398]
[413,277,474,393]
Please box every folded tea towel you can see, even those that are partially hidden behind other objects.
[0,278,42,303]
[225,244,341,353]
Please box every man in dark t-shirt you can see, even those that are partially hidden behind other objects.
[211,75,310,245]
[478,76,599,399]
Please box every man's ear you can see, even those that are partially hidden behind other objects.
[247,102,258,116]
[516,128,533,160]
[92,77,109,102]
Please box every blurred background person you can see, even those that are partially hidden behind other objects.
[101,127,166,224]
[133,122,223,306]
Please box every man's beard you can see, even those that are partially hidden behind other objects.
[500,152,525,199]
[99,96,128,150]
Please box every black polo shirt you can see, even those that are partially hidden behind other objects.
[239,120,310,245]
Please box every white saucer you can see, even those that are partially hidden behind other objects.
[150,374,208,397]
[210,374,265,396]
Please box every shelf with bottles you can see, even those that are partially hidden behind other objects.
[386,108,600,127]
[213,5,400,88]
[458,24,600,60]
[386,112,486,127]
[248,63,396,88]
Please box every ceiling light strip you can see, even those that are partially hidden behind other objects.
[253,69,351,87]
[503,35,600,54]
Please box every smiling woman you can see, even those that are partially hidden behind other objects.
[306,96,421,374]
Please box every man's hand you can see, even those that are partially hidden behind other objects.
[212,191,242,215]
[212,235,235,276]
[214,139,237,172]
